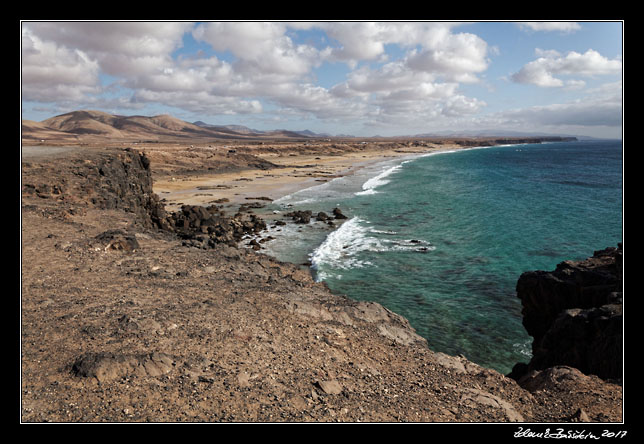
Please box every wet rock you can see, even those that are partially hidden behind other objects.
[285,210,312,224]
[169,204,267,249]
[332,207,348,220]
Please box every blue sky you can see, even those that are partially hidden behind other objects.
[21,21,623,138]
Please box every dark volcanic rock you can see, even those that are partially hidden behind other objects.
[286,210,312,224]
[167,204,267,249]
[89,149,171,230]
[510,244,623,381]
[332,207,348,220]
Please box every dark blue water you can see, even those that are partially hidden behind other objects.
[261,140,623,374]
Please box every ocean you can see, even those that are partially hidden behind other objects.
[255,139,623,374]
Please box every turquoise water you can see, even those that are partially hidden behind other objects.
[259,140,623,374]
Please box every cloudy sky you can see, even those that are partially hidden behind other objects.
[21,21,623,138]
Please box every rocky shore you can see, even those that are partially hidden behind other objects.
[21,144,623,423]
[509,245,623,383]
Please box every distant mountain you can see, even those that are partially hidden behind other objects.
[193,121,264,135]
[194,121,334,139]
[21,110,317,144]
[291,129,332,138]
[412,129,591,140]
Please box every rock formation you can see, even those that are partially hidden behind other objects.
[510,244,623,382]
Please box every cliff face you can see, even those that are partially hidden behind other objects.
[510,245,623,382]
[22,147,167,229]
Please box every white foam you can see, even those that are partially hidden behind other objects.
[310,217,373,279]
[369,229,397,235]
[310,217,435,281]
[355,163,404,196]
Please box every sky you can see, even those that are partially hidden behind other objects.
[21,21,623,138]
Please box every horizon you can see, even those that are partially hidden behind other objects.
[21,21,623,139]
[24,108,619,140]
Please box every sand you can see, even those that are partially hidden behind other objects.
[152,145,452,213]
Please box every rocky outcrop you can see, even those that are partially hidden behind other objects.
[510,244,623,382]
[83,148,170,229]
[169,204,267,248]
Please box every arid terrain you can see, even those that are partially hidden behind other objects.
[20,112,623,426]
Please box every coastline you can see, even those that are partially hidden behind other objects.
[150,144,466,214]
[21,139,623,423]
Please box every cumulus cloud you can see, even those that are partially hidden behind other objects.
[21,27,102,102]
[193,22,323,77]
[511,49,622,87]
[318,22,491,125]
[405,31,489,83]
[318,22,489,83]
[23,22,192,77]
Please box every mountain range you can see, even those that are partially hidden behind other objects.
[21,110,595,144]
[21,110,324,144]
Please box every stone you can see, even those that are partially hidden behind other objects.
[568,408,591,422]
[286,210,312,224]
[316,380,342,395]
[332,207,348,219]
[94,229,140,252]
[71,352,175,383]
[459,388,524,422]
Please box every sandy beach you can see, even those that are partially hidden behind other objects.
[150,143,456,213]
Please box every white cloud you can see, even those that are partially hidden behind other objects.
[511,49,622,87]
[405,31,489,83]
[193,22,322,77]
[21,27,102,102]
[517,22,582,33]
[23,22,192,77]
[131,89,263,115]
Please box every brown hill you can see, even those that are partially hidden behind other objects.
[21,119,81,143]
[22,110,313,144]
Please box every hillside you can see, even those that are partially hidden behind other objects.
[22,110,315,144]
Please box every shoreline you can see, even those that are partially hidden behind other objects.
[150,144,466,214]
[150,141,549,270]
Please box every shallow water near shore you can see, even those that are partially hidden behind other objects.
[259,140,623,374]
